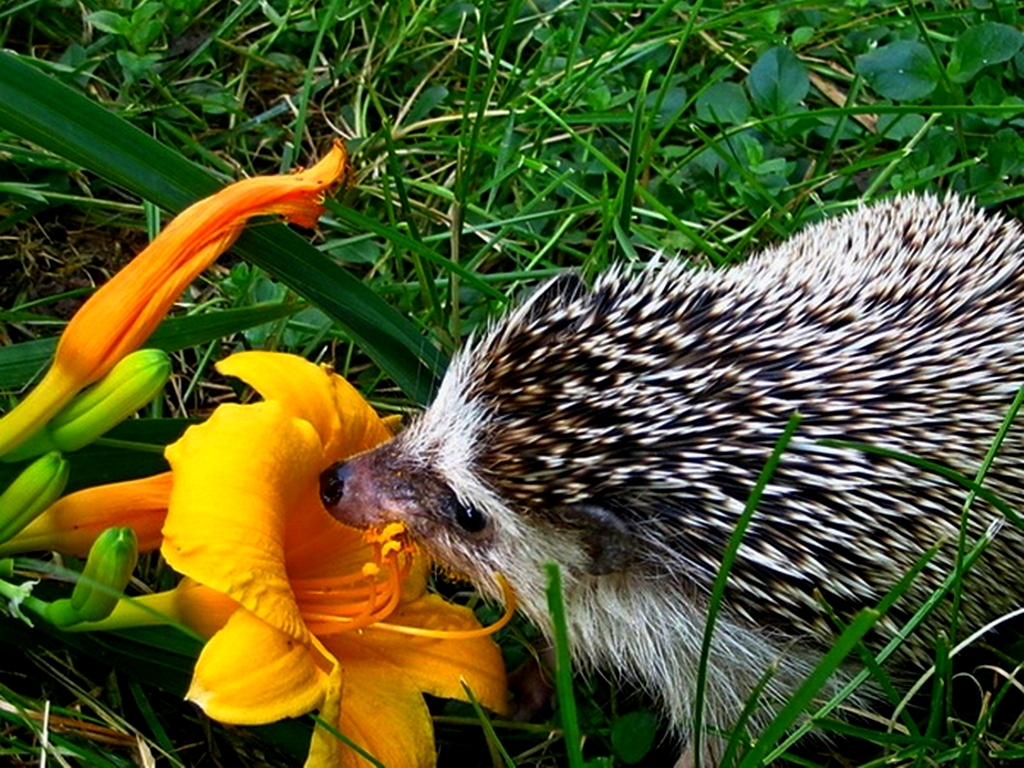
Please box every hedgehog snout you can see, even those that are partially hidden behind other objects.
[320,450,420,530]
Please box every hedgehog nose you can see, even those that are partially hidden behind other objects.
[320,460,353,508]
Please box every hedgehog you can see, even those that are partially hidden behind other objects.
[319,195,1024,756]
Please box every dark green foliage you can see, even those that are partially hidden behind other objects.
[747,46,809,114]
[609,710,659,764]
[856,40,941,100]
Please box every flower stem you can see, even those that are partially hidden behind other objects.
[0,575,52,622]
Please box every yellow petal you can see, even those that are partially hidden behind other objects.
[0,472,171,558]
[215,350,393,461]
[211,350,395,574]
[165,579,239,638]
[323,370,396,462]
[215,351,342,451]
[74,579,238,638]
[188,606,328,725]
[162,402,322,644]
[308,658,436,768]
[0,142,350,456]
[305,664,346,768]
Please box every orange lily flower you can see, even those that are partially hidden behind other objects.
[26,351,508,767]
[0,142,352,457]
[0,473,171,558]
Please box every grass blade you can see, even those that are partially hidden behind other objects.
[545,561,584,768]
[692,411,801,767]
[459,680,516,768]
[737,608,882,768]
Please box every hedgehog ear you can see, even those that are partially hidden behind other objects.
[553,502,638,575]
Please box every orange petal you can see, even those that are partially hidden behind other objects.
[0,472,171,558]
[0,142,350,456]
[187,606,328,725]
[162,402,322,644]
[282,491,377,580]
[57,143,349,384]
[324,594,509,716]
[308,657,436,768]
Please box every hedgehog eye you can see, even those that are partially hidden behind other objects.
[449,496,487,533]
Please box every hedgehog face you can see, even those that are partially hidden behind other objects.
[320,420,599,617]
[322,446,628,638]
[320,440,493,557]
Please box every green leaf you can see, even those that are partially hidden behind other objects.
[695,81,751,125]
[405,84,449,125]
[855,40,940,100]
[610,711,659,764]
[948,22,1023,84]
[0,51,444,405]
[84,10,128,36]
[0,303,306,391]
[0,182,48,202]
[746,46,808,115]
[877,112,927,141]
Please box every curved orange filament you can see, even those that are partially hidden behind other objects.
[296,524,412,635]
[305,556,405,635]
[321,574,518,640]
[296,522,515,640]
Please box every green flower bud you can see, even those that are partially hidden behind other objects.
[49,349,171,452]
[2,350,172,464]
[0,451,68,543]
[0,429,59,464]
[48,526,138,628]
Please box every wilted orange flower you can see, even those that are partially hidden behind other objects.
[0,142,351,456]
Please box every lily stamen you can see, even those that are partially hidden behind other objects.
[372,574,518,641]
[308,574,518,641]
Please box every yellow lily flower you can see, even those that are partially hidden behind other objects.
[0,142,352,457]
[58,351,508,767]
[0,135,508,762]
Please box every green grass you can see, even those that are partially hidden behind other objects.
[2,0,1024,765]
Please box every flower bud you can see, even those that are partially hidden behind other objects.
[3,350,171,463]
[0,451,69,543]
[47,526,138,628]
[50,350,171,451]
